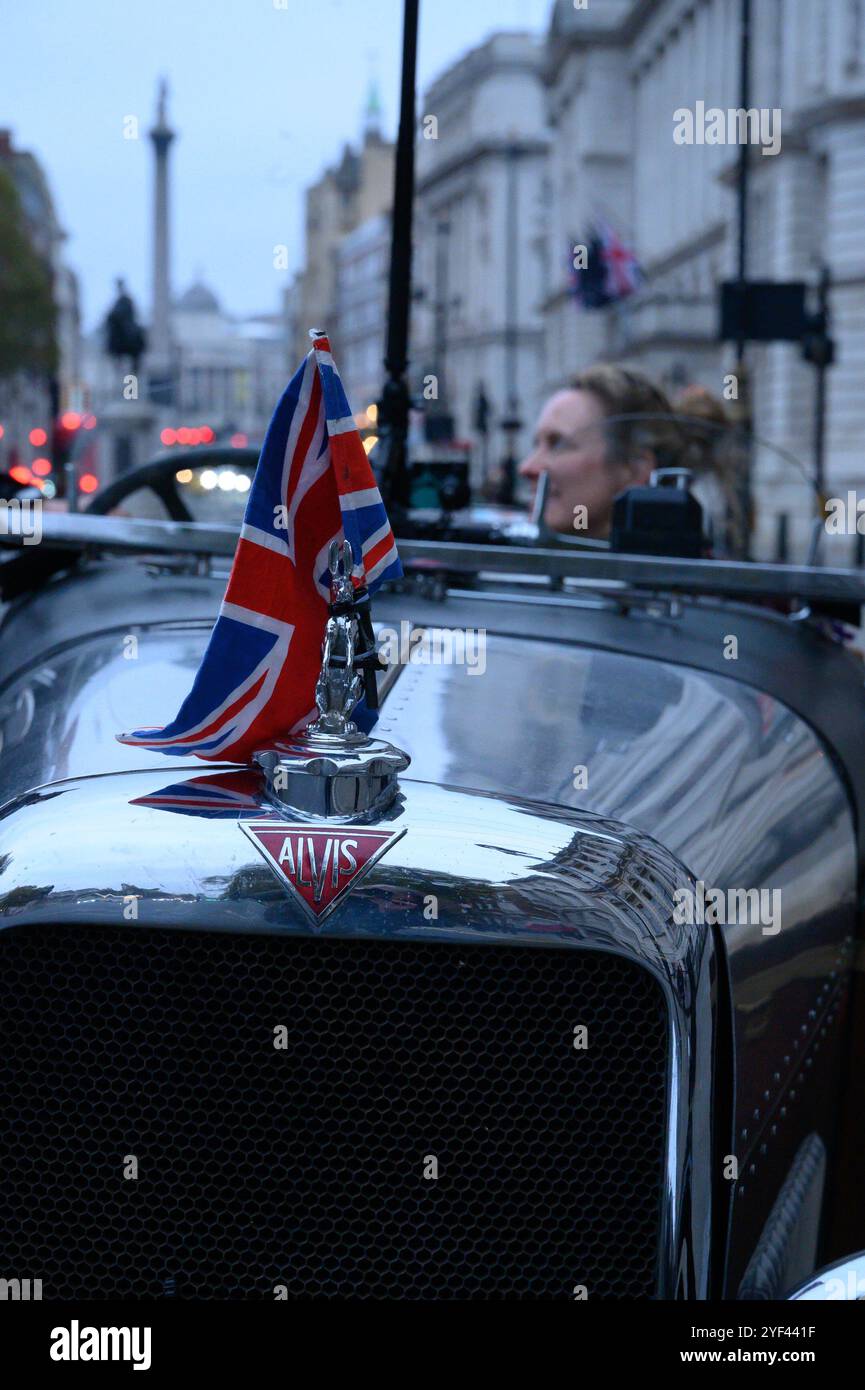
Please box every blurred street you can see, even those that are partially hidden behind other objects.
[1,1,864,560]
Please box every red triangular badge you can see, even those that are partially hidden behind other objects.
[239,821,405,924]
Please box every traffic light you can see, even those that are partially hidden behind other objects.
[52,412,82,496]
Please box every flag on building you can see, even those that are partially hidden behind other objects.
[117,331,401,763]
[569,220,642,309]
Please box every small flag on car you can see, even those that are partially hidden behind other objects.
[117,331,401,763]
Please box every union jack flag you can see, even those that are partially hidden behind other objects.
[599,218,642,299]
[117,331,401,763]
[569,219,642,309]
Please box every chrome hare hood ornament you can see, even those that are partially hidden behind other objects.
[312,539,366,737]
[253,539,410,821]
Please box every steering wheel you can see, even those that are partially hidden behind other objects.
[0,473,42,502]
[83,447,260,520]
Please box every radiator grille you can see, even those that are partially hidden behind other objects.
[0,926,668,1299]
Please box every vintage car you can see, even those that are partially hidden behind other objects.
[1,450,865,1302]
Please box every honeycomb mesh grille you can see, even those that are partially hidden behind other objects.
[0,926,668,1300]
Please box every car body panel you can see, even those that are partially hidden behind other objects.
[0,555,860,1297]
[0,767,717,1298]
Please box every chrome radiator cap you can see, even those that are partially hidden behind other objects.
[254,730,410,823]
[254,535,410,823]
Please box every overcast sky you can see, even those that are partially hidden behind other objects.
[1,0,552,331]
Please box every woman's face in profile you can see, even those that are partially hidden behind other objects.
[519,388,651,537]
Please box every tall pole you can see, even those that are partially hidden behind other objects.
[733,0,753,556]
[149,80,175,387]
[735,0,750,366]
[377,0,420,515]
[812,264,832,502]
[433,219,450,423]
[500,142,520,505]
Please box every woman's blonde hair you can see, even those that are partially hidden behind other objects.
[569,364,683,472]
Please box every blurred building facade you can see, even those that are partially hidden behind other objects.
[541,0,865,558]
[0,128,82,477]
[85,84,289,486]
[171,283,286,436]
[412,32,550,490]
[293,88,394,365]
[334,211,390,421]
[85,276,288,479]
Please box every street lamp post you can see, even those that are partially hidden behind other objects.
[433,218,451,429]
[376,0,420,518]
[732,0,753,556]
[499,141,522,505]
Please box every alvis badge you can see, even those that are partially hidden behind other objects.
[239,822,405,925]
[240,539,409,924]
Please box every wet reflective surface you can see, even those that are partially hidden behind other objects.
[376,634,857,1192]
[0,593,856,1152]
[0,768,716,1298]
[0,561,857,1297]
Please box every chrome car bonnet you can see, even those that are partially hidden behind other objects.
[4,566,857,1300]
[0,602,853,1203]
[0,766,716,1299]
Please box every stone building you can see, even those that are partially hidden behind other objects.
[412,32,550,489]
[293,90,394,364]
[172,282,287,436]
[85,84,289,486]
[334,211,390,419]
[541,0,865,558]
[85,274,287,482]
[0,128,82,477]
